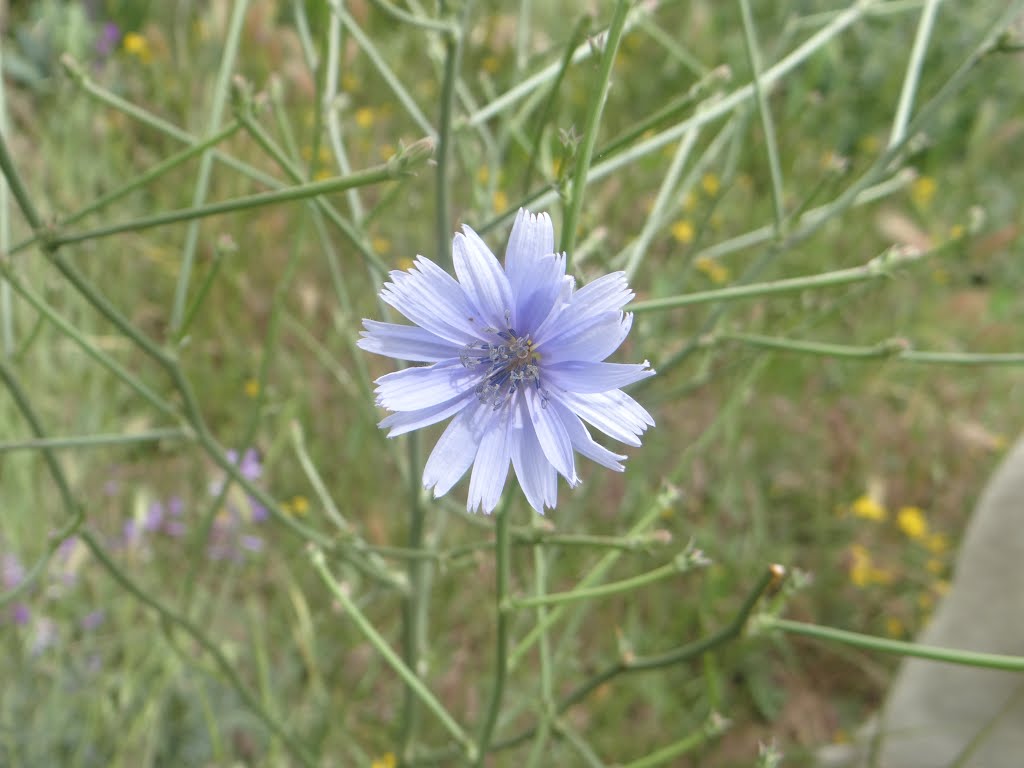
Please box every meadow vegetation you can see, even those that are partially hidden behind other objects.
[1,1,1023,766]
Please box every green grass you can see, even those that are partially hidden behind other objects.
[1,1,1023,766]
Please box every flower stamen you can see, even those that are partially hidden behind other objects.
[461,327,542,409]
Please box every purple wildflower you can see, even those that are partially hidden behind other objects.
[2,553,24,589]
[95,22,121,58]
[144,501,165,532]
[11,603,30,626]
[359,209,654,513]
[81,610,106,631]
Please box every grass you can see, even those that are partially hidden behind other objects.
[1,0,1023,766]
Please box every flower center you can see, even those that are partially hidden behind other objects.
[460,326,542,409]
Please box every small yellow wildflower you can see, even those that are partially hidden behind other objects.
[910,176,936,209]
[933,580,950,596]
[243,378,260,398]
[926,558,944,576]
[341,73,359,91]
[551,157,564,176]
[354,107,375,129]
[492,190,509,212]
[858,135,881,155]
[476,166,490,185]
[481,56,500,74]
[949,224,965,240]
[925,532,949,555]
[884,616,904,638]
[917,592,934,611]
[694,256,730,285]
[897,506,929,540]
[701,173,721,197]
[313,169,333,182]
[396,257,416,271]
[370,753,396,768]
[851,494,887,522]
[288,495,310,517]
[849,544,893,587]
[372,237,392,255]
[123,32,152,63]
[670,220,695,244]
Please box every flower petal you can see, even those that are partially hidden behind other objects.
[548,400,626,471]
[423,402,492,498]
[558,389,654,447]
[359,320,462,363]
[510,398,559,512]
[505,209,556,300]
[543,360,655,394]
[524,387,578,485]
[569,272,634,319]
[535,311,632,362]
[374,360,478,411]
[379,389,475,437]
[515,252,567,334]
[467,405,513,513]
[453,226,515,331]
[381,256,480,345]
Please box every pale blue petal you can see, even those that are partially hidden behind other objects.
[381,256,480,345]
[558,389,654,447]
[374,360,478,411]
[524,387,578,484]
[515,252,566,334]
[359,320,462,362]
[505,209,556,301]
[453,226,515,331]
[542,312,632,364]
[423,403,492,498]
[569,272,633,319]
[543,360,655,394]
[510,398,558,512]
[549,400,626,471]
[529,275,576,341]
[468,406,512,513]
[379,389,475,437]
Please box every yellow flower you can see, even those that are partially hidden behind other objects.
[288,495,310,517]
[917,592,934,611]
[858,135,881,155]
[123,32,152,63]
[850,495,887,522]
[910,176,936,209]
[670,220,695,244]
[354,107,375,129]
[370,753,396,768]
[701,173,720,197]
[341,73,359,91]
[313,169,333,182]
[694,256,730,285]
[372,237,392,255]
[492,190,509,213]
[933,580,950,596]
[884,616,904,638]
[848,544,892,587]
[897,506,929,540]
[925,532,949,555]
[476,166,490,184]
[243,378,260,398]
[948,224,965,240]
[926,558,944,576]
[482,56,500,74]
[396,257,416,271]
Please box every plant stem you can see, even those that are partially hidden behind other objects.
[474,499,512,765]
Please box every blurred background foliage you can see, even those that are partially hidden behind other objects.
[1,0,1022,765]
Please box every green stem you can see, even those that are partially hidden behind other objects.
[433,0,465,267]
[171,0,249,332]
[762,617,1024,671]
[717,331,1024,365]
[889,0,943,148]
[44,162,414,250]
[309,548,477,761]
[559,0,630,264]
[628,244,926,313]
[399,433,426,758]
[509,550,701,609]
[366,0,456,33]
[620,713,730,768]
[475,499,512,765]
[739,0,785,234]
[0,427,189,453]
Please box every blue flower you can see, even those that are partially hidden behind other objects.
[359,209,654,513]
